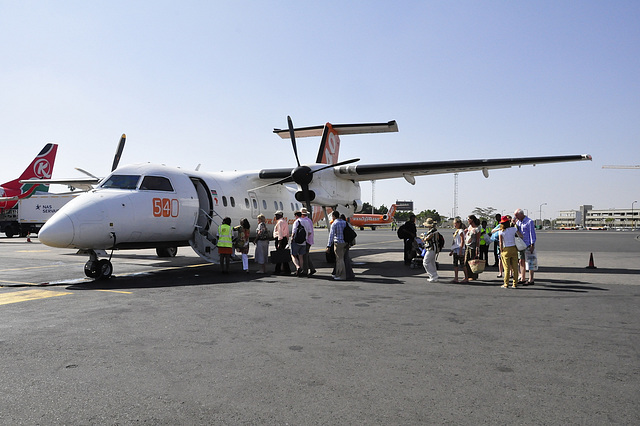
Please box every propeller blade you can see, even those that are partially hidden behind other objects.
[111,134,126,172]
[310,157,360,174]
[74,168,99,179]
[302,183,312,212]
[249,175,294,192]
[287,116,301,167]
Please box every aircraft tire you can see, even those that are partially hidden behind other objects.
[84,260,99,278]
[156,247,178,258]
[96,259,113,280]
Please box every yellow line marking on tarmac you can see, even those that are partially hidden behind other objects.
[96,290,133,294]
[0,289,73,305]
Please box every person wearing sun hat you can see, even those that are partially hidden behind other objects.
[421,217,440,282]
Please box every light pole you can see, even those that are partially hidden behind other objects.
[539,203,547,228]
[632,201,638,230]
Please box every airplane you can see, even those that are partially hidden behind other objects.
[37,117,592,280]
[349,204,398,230]
[0,143,58,213]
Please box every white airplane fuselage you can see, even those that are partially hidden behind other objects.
[39,163,362,263]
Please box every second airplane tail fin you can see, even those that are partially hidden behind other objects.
[2,143,58,193]
[387,204,397,219]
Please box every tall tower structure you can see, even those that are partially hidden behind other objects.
[453,173,459,218]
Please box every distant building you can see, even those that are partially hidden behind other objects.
[554,205,639,229]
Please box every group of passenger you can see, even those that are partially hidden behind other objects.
[215,208,355,280]
[214,207,538,287]
[437,209,537,288]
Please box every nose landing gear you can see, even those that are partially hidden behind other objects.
[84,233,116,280]
[84,252,113,280]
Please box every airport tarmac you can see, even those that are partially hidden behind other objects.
[1,229,639,424]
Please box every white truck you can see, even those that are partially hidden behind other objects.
[0,194,80,237]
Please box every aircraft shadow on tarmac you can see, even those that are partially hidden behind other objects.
[65,251,407,291]
[65,248,614,293]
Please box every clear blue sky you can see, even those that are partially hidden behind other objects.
[2,1,638,220]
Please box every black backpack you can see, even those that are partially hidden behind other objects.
[397,223,406,239]
[293,220,307,244]
[344,223,357,245]
[437,232,445,253]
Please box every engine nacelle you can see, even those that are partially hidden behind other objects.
[353,199,363,213]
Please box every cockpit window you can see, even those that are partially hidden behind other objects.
[140,176,174,192]
[100,174,141,189]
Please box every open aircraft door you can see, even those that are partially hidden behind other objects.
[188,177,220,263]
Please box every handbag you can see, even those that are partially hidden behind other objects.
[468,258,486,274]
[325,245,336,263]
[269,249,291,264]
[515,235,527,251]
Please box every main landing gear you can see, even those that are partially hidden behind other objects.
[84,250,113,280]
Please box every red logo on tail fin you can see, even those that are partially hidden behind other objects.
[317,123,341,165]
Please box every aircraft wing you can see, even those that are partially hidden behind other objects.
[332,154,592,183]
[19,177,99,191]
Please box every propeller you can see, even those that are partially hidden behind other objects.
[258,117,360,212]
[111,134,126,172]
[288,116,301,167]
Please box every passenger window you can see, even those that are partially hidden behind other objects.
[245,198,250,209]
[274,201,278,210]
[279,202,283,210]
[290,203,294,211]
[222,196,228,207]
[230,197,236,207]
[252,199,258,209]
[100,174,140,190]
[139,176,174,191]
[262,200,267,210]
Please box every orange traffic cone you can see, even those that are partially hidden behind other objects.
[26,233,31,243]
[586,252,597,269]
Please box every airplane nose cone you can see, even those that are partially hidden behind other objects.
[39,213,75,248]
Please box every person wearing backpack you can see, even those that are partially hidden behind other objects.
[398,214,417,265]
[327,210,348,281]
[291,210,311,277]
[421,218,440,282]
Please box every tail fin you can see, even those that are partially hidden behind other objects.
[2,143,58,192]
[316,123,341,165]
[388,204,397,218]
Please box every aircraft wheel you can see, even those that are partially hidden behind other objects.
[96,259,113,280]
[84,260,99,278]
[156,247,178,257]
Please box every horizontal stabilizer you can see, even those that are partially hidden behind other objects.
[274,120,398,139]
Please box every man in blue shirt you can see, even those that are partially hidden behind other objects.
[327,210,347,280]
[515,208,537,285]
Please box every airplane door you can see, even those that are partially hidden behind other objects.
[188,177,218,263]
[248,191,259,219]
